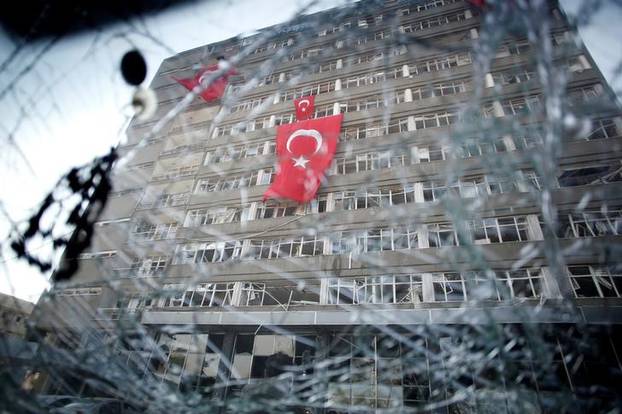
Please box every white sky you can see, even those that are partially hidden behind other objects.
[0,0,620,303]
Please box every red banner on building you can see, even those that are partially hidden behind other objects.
[173,63,236,102]
[294,95,315,120]
[263,114,343,203]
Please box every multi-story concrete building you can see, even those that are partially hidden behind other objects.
[0,292,33,339]
[32,0,622,412]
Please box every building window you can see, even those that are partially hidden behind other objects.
[176,242,242,264]
[184,207,244,227]
[413,111,458,130]
[501,96,541,115]
[568,266,622,298]
[555,209,622,238]
[432,273,467,302]
[586,119,619,140]
[493,68,537,85]
[409,52,472,75]
[133,221,178,240]
[557,165,622,187]
[327,275,424,305]
[78,250,117,260]
[132,256,169,277]
[470,217,529,244]
[58,287,102,296]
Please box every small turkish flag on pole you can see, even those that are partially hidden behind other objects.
[173,61,237,102]
[294,95,315,121]
[264,114,343,203]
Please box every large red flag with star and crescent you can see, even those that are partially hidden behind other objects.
[172,63,237,102]
[264,114,343,203]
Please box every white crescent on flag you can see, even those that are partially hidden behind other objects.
[286,129,323,155]
[298,99,310,112]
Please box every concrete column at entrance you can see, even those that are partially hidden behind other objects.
[315,334,330,413]
[213,332,236,408]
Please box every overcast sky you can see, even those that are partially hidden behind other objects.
[0,0,620,303]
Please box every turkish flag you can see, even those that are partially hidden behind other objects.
[264,114,343,203]
[173,63,236,102]
[294,95,315,120]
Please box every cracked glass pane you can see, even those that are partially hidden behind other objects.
[1,0,622,412]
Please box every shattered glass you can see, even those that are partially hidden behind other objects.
[1,0,622,412]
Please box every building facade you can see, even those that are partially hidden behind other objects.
[33,0,622,412]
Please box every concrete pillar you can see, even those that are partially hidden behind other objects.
[493,101,505,117]
[336,58,343,70]
[413,182,425,202]
[407,116,417,131]
[502,134,516,151]
[526,214,544,241]
[278,73,286,83]
[417,225,429,247]
[404,88,413,103]
[402,64,410,78]
[422,273,435,302]
[516,178,529,193]
[410,146,419,164]
[334,79,342,91]
[614,117,622,136]
[578,55,591,70]
[470,28,479,39]
[326,192,335,212]
[231,282,244,306]
[332,102,341,115]
[335,40,344,49]
[540,267,564,299]
[314,334,331,411]
[248,203,258,220]
[287,38,294,46]
[484,73,495,88]
[464,9,473,19]
[272,91,280,105]
[322,236,331,255]
[240,239,253,258]
[319,278,330,305]
[213,332,236,407]
[268,115,276,128]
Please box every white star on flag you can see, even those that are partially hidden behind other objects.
[292,155,310,168]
